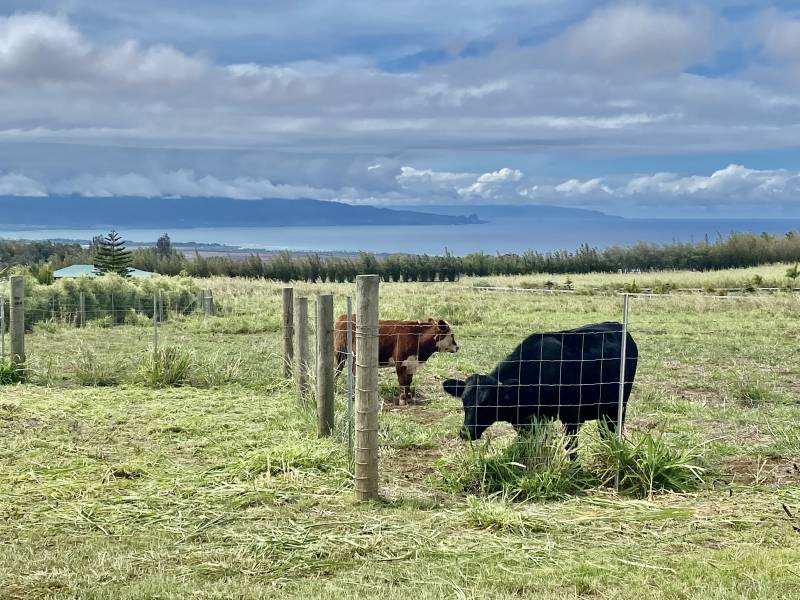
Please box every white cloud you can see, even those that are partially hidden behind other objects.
[619,164,800,203]
[3,164,800,211]
[51,170,339,200]
[396,166,475,194]
[458,167,523,199]
[0,172,47,196]
[762,17,800,62]
[554,178,611,196]
[538,3,712,74]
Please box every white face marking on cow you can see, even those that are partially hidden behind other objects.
[436,333,459,353]
[402,355,421,374]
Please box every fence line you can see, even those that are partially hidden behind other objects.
[470,285,800,296]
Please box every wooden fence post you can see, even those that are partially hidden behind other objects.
[355,274,379,501]
[79,290,86,328]
[205,289,215,316]
[197,289,205,313]
[282,287,294,377]
[9,276,25,368]
[0,296,5,358]
[316,294,335,437]
[293,296,309,404]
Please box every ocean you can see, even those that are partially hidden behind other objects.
[2,217,799,255]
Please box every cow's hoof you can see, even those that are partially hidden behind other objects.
[398,397,408,406]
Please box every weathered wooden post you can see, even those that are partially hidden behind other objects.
[197,289,205,313]
[0,296,5,358]
[9,276,25,368]
[205,289,215,316]
[293,296,309,404]
[79,291,86,328]
[282,287,294,377]
[346,295,354,457]
[316,294,335,437]
[355,274,379,501]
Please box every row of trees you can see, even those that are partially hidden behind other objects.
[5,230,800,283]
[139,230,800,282]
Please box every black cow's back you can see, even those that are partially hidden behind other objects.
[494,322,638,428]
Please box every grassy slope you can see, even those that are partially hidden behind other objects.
[2,271,800,599]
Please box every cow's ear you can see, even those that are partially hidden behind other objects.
[437,319,449,331]
[502,379,521,402]
[443,378,466,398]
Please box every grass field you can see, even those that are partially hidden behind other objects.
[2,268,800,599]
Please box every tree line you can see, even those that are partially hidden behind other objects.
[3,230,800,283]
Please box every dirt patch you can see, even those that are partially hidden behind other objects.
[691,419,772,446]
[382,438,462,487]
[722,456,800,486]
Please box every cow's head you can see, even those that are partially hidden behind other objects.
[442,374,519,440]
[430,319,459,353]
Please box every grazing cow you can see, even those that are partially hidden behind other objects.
[335,315,459,405]
[442,322,638,451]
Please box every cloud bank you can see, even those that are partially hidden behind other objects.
[3,164,799,214]
[0,4,799,215]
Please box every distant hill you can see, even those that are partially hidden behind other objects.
[400,204,621,221]
[0,196,483,229]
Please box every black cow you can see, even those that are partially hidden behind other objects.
[442,322,638,448]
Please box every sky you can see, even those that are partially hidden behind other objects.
[1,1,800,217]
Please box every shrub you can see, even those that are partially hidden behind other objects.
[590,422,709,498]
[136,345,195,387]
[70,343,122,386]
[0,358,23,385]
[192,351,246,387]
[439,420,592,500]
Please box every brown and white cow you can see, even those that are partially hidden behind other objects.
[335,316,459,405]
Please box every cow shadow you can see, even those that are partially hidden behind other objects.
[379,379,431,408]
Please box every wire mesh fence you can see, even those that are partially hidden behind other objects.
[3,275,799,500]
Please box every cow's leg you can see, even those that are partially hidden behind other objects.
[334,351,346,378]
[563,422,579,461]
[396,365,411,406]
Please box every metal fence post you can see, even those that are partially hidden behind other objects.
[355,274,379,501]
[615,292,630,492]
[152,291,159,355]
[282,287,294,377]
[316,294,335,437]
[10,276,25,368]
[294,296,309,405]
[346,295,354,458]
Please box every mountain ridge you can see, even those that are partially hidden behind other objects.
[0,196,482,229]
